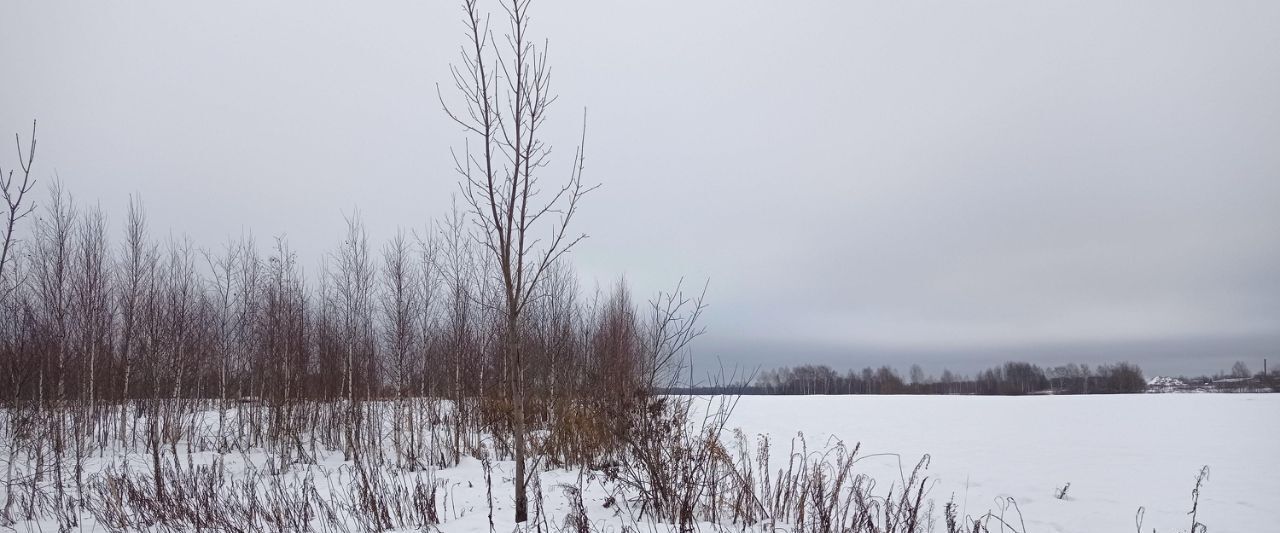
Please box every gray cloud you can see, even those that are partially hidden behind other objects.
[3,1,1277,377]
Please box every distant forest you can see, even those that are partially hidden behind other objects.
[752,362,1145,395]
[675,360,1279,396]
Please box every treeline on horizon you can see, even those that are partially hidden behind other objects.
[690,361,1150,395]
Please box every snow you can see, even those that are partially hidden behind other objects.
[3,394,1275,531]
[1147,376,1184,388]
[717,394,1279,532]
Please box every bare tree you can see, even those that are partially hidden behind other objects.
[0,121,38,292]
[940,369,956,394]
[414,228,440,399]
[72,204,112,441]
[204,239,239,443]
[332,213,375,460]
[380,229,420,468]
[159,236,199,477]
[640,281,708,394]
[232,235,261,404]
[909,364,925,388]
[413,226,441,467]
[260,235,310,464]
[442,0,596,521]
[32,182,76,506]
[163,237,199,406]
[533,259,578,425]
[439,199,477,463]
[1230,361,1251,379]
[116,196,153,442]
[35,182,76,406]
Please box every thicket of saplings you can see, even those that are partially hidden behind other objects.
[751,361,1148,396]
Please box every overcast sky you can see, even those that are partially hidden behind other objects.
[3,1,1277,378]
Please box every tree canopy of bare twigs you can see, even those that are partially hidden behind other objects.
[0,120,39,293]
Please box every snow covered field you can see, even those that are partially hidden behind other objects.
[2,394,1274,532]
[719,394,1279,532]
